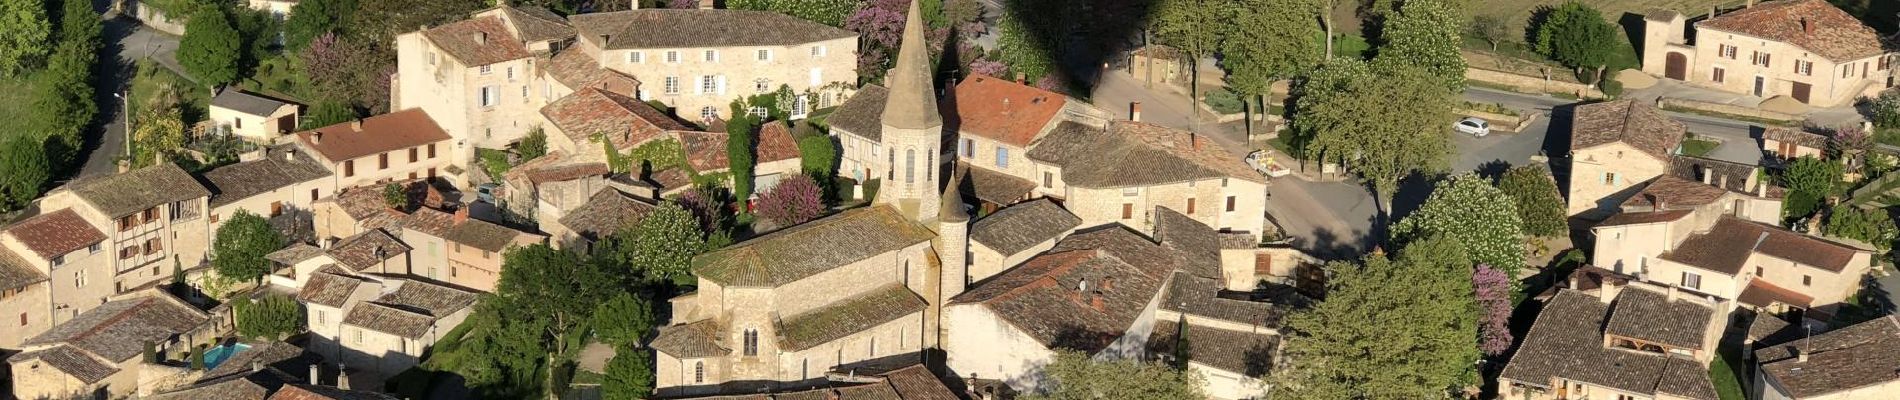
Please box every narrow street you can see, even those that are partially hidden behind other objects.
[77,10,182,180]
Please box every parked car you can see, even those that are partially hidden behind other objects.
[1244,150,1292,178]
[1455,117,1491,137]
[476,183,499,204]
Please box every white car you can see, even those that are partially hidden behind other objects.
[1455,117,1491,137]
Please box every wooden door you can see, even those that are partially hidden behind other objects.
[1665,52,1688,80]
[1792,82,1812,103]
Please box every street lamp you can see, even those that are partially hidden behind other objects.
[113,91,130,161]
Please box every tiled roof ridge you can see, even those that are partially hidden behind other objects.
[65,297,157,345]
[983,249,1103,305]
[1496,289,1588,389]
[362,301,435,319]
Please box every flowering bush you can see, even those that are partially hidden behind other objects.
[1474,264,1514,356]
[757,175,825,227]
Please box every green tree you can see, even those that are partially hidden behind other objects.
[1020,349,1205,400]
[1394,172,1525,278]
[1825,205,1896,251]
[1497,165,1568,238]
[56,0,100,48]
[591,293,655,347]
[382,183,408,210]
[725,106,758,204]
[610,203,707,285]
[493,244,619,397]
[1291,59,1453,215]
[303,100,357,128]
[993,7,1055,81]
[234,294,305,339]
[132,85,189,167]
[519,128,549,161]
[282,0,356,50]
[1532,2,1621,83]
[212,210,286,284]
[0,0,50,77]
[602,344,655,400]
[349,0,486,48]
[1372,0,1466,92]
[179,8,243,85]
[1272,235,1479,398]
[1469,14,1508,51]
[1782,156,1844,197]
[1154,0,1226,115]
[0,137,49,211]
[1220,0,1321,136]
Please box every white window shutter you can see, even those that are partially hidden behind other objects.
[697,76,707,94]
[809,68,821,86]
[716,76,727,95]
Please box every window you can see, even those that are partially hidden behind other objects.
[628,51,644,63]
[87,243,99,254]
[1226,196,1236,212]
[1752,51,1772,67]
[145,238,162,254]
[1881,56,1891,71]
[409,148,418,163]
[344,160,354,177]
[73,270,85,288]
[1712,67,1726,83]
[1796,60,1813,76]
[1843,63,1855,78]
[1186,198,1196,214]
[664,76,680,94]
[699,76,717,94]
[316,310,326,324]
[427,52,437,65]
[379,153,390,169]
[506,66,514,80]
[426,143,437,159]
[1043,172,1053,188]
[699,106,718,122]
[1602,172,1616,185]
[1122,203,1133,219]
[354,329,363,344]
[18,313,24,326]
[743,329,759,356]
[479,86,499,107]
[754,78,771,93]
[270,202,283,217]
[479,65,492,75]
[50,255,62,267]
[694,362,705,383]
[811,45,826,57]
[1719,44,1737,59]
[792,95,808,118]
[757,49,771,61]
[1803,275,1812,286]
[905,149,916,183]
[1122,188,1139,197]
[704,50,718,62]
[665,51,679,63]
[1756,266,1764,276]
[869,337,877,356]
[994,147,1009,168]
[959,138,973,158]
[1681,272,1701,290]
[235,118,243,129]
[748,106,768,118]
[522,85,528,102]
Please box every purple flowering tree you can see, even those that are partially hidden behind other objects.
[1474,264,1514,357]
[968,58,1007,77]
[668,0,698,9]
[756,175,826,227]
[675,187,730,234]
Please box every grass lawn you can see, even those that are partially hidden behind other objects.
[1680,138,1720,157]
[1877,127,1900,148]
[0,79,38,142]
[1708,342,1747,400]
[130,59,210,126]
[1319,31,1371,60]
[478,148,513,182]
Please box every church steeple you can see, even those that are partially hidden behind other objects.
[873,0,943,222]
[879,0,941,130]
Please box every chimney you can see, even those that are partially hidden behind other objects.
[1015,73,1026,84]
[1801,18,1813,34]
[349,119,363,132]
[311,132,323,144]
[965,374,980,399]
[1090,291,1106,312]
[1796,347,1809,362]
[337,364,350,390]
[1650,194,1665,211]
[1567,273,1580,290]
[1757,181,1768,197]
[251,359,263,373]
[453,206,470,224]
[309,364,319,385]
[1667,285,1681,302]
[1806,214,1823,234]
[475,31,488,45]
[1130,102,1142,122]
[1701,171,1712,185]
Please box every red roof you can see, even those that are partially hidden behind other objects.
[539,88,684,151]
[421,16,533,66]
[294,109,453,162]
[1738,278,1815,309]
[950,74,1067,147]
[4,209,105,260]
[1699,0,1886,61]
[678,130,731,172]
[756,121,800,163]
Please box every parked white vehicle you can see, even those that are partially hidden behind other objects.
[1244,150,1292,178]
[1455,117,1491,137]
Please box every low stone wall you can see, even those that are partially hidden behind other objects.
[1467,68,1604,99]
[1455,108,1540,133]
[1657,97,1799,122]
[130,0,188,36]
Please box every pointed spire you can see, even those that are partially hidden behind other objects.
[939,168,969,222]
[879,0,942,130]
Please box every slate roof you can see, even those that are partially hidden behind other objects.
[1159,271,1302,328]
[1571,100,1685,162]
[146,368,292,400]
[678,130,732,172]
[694,205,935,287]
[1699,0,1886,62]
[495,5,575,43]
[970,198,1079,255]
[559,189,656,241]
[1498,290,1719,400]
[68,162,211,218]
[1147,320,1278,376]
[1746,314,1799,344]
[950,75,1067,147]
[297,270,366,308]
[777,283,928,351]
[201,149,332,208]
[757,121,801,163]
[1028,121,1264,188]
[829,85,889,140]
[328,185,404,229]
[1668,155,1779,198]
[541,87,683,151]
[1621,176,1731,210]
[266,244,327,265]
[958,162,1036,205]
[211,88,296,116]
[268,384,402,400]
[0,247,49,292]
[293,109,453,162]
[1764,127,1830,149]
[1755,316,1900,398]
[651,319,730,358]
[327,229,412,271]
[1151,207,1224,279]
[568,9,855,50]
[8,345,117,383]
[952,226,1180,353]
[21,294,209,363]
[1661,216,1864,275]
[1603,287,1717,350]
[197,341,321,384]
[421,16,532,66]
[3,208,106,259]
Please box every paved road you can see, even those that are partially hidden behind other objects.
[77,14,182,180]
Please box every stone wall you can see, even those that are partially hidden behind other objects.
[1466,68,1604,99]
[130,0,188,36]
[1657,98,1799,123]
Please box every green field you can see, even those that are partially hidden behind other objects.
[1472,0,1747,37]
[0,79,37,142]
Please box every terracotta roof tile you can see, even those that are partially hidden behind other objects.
[1700,0,1886,62]
[1738,278,1815,309]
[568,10,855,50]
[559,189,656,241]
[1754,316,1900,397]
[22,294,210,363]
[1597,210,1693,226]
[343,303,436,338]
[1571,100,1685,161]
[327,229,411,271]
[1668,155,1777,198]
[4,209,106,259]
[1159,271,1303,327]
[1764,127,1829,149]
[950,75,1067,147]
[267,384,402,400]
[678,130,731,172]
[952,225,1188,353]
[0,247,48,292]
[1604,287,1718,350]
[1028,121,1264,188]
[540,88,683,151]
[422,16,532,66]
[1661,216,1864,274]
[651,319,730,358]
[757,121,801,163]
[495,5,574,43]
[201,148,332,208]
[293,109,452,162]
[1622,176,1732,210]
[542,49,639,93]
[1498,290,1718,400]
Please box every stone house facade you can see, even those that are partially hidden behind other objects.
[300,272,476,376]
[0,210,115,332]
[199,147,337,239]
[396,207,544,292]
[290,109,458,191]
[207,88,300,143]
[35,163,212,294]
[5,291,213,400]
[1642,0,1894,107]
[1567,100,1686,218]
[1499,272,1727,400]
[393,6,574,153]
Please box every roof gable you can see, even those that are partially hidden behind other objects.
[68,162,211,218]
[568,9,855,50]
[422,16,533,66]
[1699,0,1886,61]
[950,74,1067,147]
[4,209,106,259]
[1571,100,1685,161]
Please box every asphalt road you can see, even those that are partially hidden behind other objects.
[76,15,182,180]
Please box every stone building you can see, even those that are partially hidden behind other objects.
[547,185,657,252]
[198,146,336,237]
[1642,0,1894,107]
[145,341,397,400]
[667,363,958,400]
[5,291,213,400]
[289,109,458,190]
[1567,100,1688,218]
[0,210,112,342]
[966,198,1080,283]
[208,88,301,143]
[1753,315,1900,399]
[396,207,545,292]
[1498,271,1726,400]
[393,5,575,151]
[299,271,477,379]
[1762,127,1828,161]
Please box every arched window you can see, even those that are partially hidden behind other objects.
[902,260,910,286]
[905,149,916,183]
[743,329,759,356]
[694,361,705,383]
[887,152,895,180]
[926,153,933,181]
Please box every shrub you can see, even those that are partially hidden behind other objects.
[1871,91,1900,128]
[235,294,305,339]
[1600,76,1623,97]
[1205,87,1245,114]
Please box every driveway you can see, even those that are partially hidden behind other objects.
[77,14,182,179]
